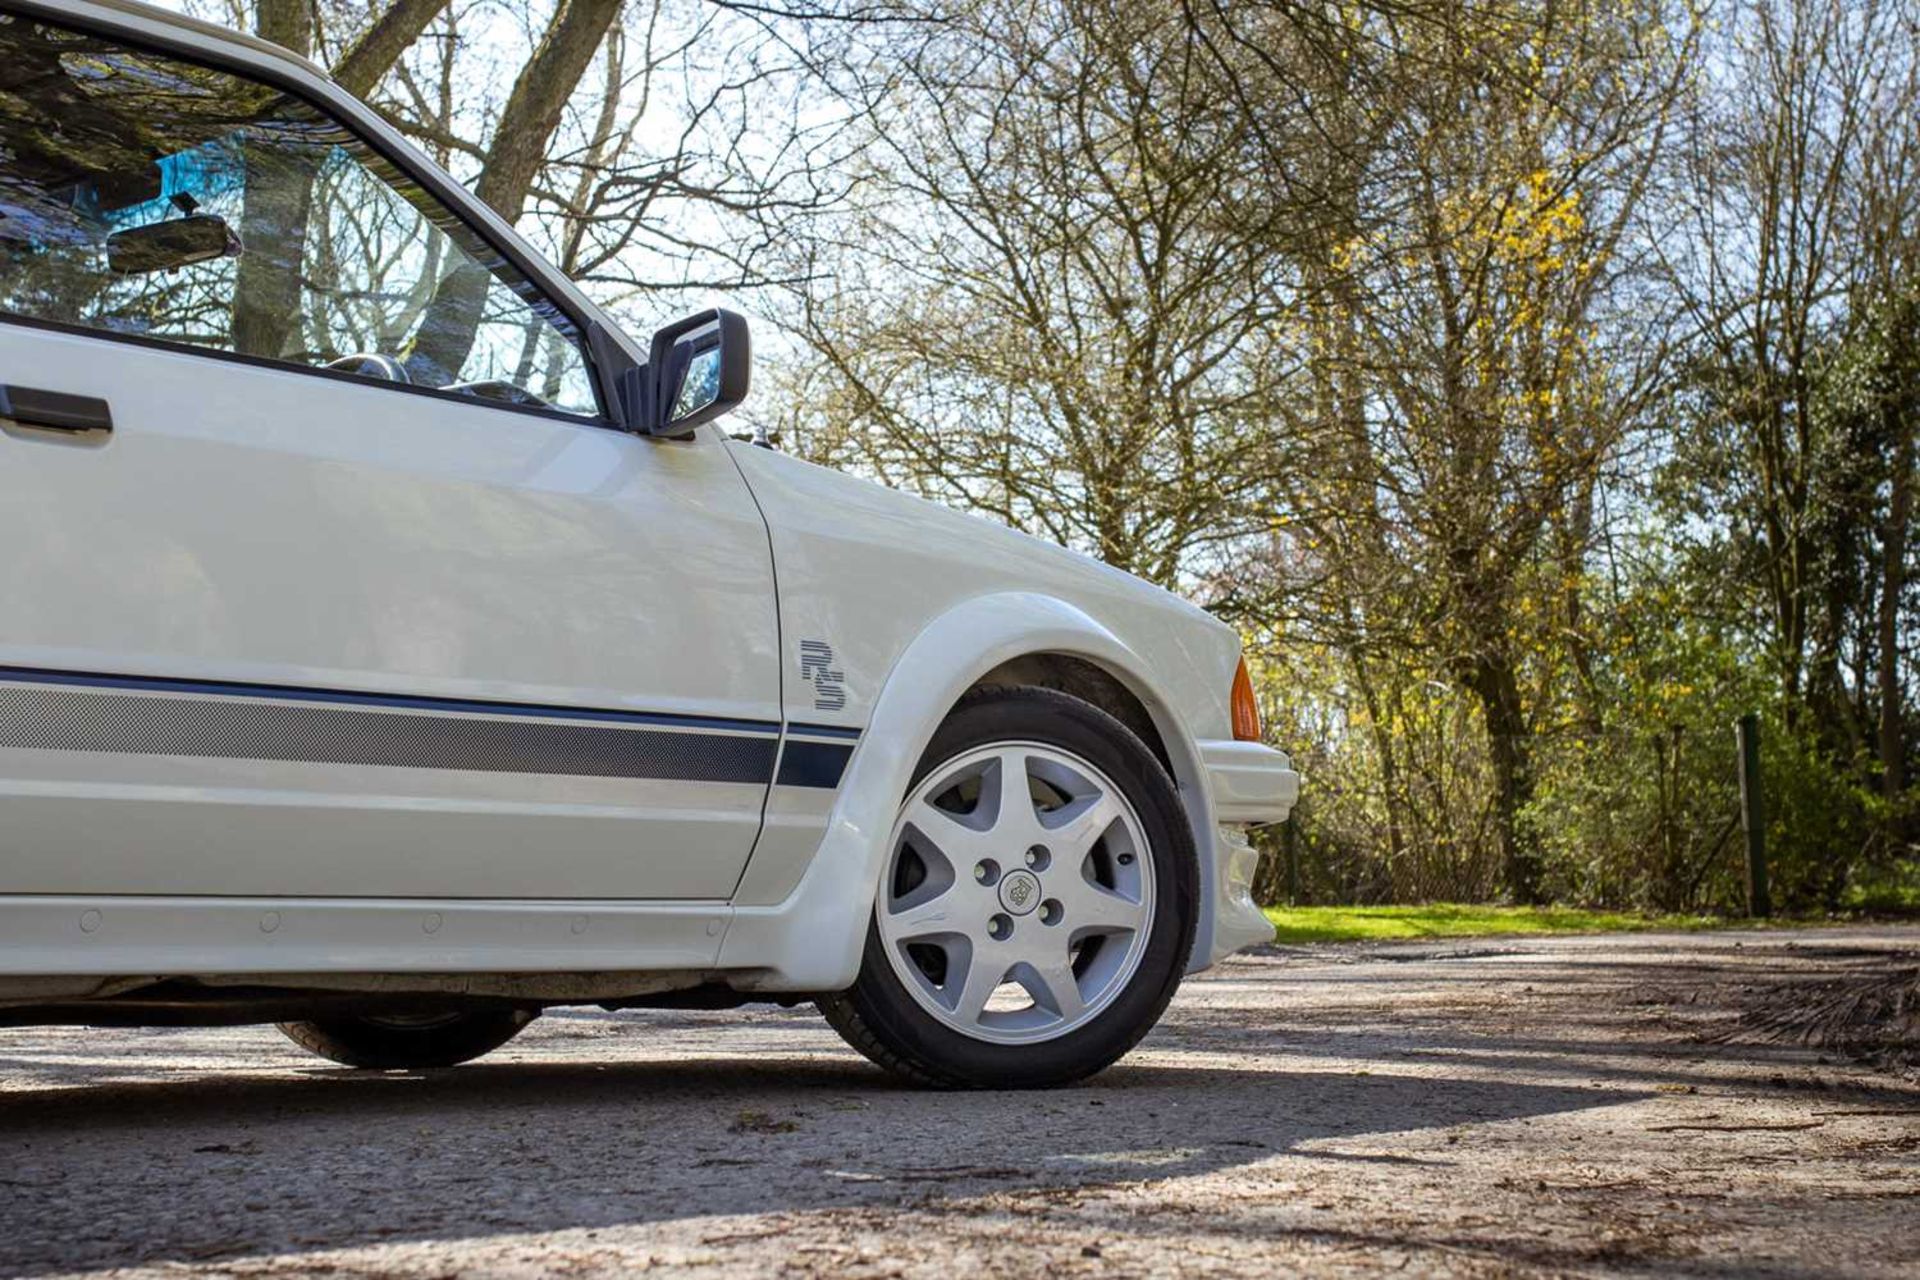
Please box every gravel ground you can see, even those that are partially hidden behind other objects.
[2,925,1917,1279]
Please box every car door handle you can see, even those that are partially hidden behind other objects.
[0,384,114,435]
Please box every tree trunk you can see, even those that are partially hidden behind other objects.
[1350,648,1410,887]
[252,0,313,68]
[1466,651,1540,904]
[232,0,451,360]
[407,0,624,385]
[230,0,316,360]
[331,0,452,97]
[1880,382,1914,799]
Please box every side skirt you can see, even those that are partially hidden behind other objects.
[0,895,735,979]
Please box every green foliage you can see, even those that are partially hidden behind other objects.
[1524,551,1763,910]
[1758,721,1882,910]
[1842,858,1920,913]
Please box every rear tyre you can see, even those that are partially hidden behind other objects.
[277,1008,536,1069]
[819,685,1198,1088]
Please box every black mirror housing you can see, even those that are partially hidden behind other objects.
[107,214,241,276]
[617,309,751,438]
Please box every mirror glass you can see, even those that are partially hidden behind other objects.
[671,345,723,422]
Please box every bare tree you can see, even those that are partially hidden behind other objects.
[1663,0,1920,749]
[773,0,1335,585]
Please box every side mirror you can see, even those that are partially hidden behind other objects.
[618,308,751,438]
[107,214,242,276]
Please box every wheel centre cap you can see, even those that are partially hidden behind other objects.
[998,869,1042,916]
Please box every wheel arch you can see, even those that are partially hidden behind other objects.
[719,591,1222,991]
[965,652,1175,778]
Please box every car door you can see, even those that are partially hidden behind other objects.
[0,9,780,900]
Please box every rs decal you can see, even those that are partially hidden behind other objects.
[798,640,847,712]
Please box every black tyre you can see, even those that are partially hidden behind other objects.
[819,685,1198,1088]
[277,1008,536,1069]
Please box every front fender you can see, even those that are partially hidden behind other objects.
[717,591,1219,991]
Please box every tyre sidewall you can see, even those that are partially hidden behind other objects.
[278,1008,535,1069]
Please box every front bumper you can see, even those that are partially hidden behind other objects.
[1200,738,1300,824]
[1194,739,1300,965]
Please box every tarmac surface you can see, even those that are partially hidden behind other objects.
[3,925,1916,1278]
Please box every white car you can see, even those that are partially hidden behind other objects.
[0,0,1298,1087]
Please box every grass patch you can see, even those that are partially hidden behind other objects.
[1263,903,1729,945]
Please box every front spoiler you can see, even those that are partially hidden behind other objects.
[1199,738,1300,825]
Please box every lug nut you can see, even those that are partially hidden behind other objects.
[988,913,1014,941]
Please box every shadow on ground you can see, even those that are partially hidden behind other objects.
[0,1024,1630,1275]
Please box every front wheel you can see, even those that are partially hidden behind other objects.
[819,685,1198,1088]
[277,1008,536,1069]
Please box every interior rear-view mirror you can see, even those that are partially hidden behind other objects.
[107,214,242,276]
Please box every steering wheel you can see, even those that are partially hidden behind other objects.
[324,352,411,384]
[443,379,551,409]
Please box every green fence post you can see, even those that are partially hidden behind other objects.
[1283,811,1299,906]
[1736,713,1771,918]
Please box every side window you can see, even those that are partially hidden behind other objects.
[0,14,599,417]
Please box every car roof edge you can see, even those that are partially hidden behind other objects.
[64,0,333,82]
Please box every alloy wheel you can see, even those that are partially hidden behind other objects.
[876,741,1156,1044]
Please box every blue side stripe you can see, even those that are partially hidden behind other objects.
[786,722,863,741]
[0,665,780,736]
